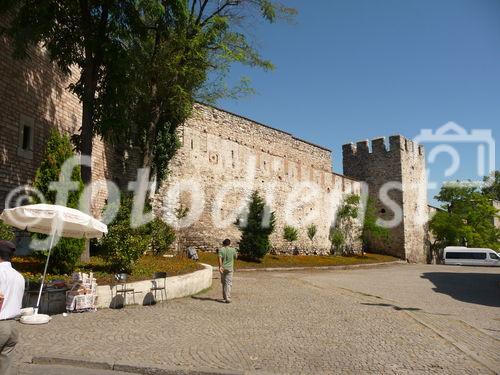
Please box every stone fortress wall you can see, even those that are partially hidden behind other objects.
[343,136,428,262]
[0,15,431,260]
[157,103,363,254]
[0,15,136,215]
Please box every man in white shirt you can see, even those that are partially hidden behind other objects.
[0,240,25,375]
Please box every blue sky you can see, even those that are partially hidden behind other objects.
[217,0,500,205]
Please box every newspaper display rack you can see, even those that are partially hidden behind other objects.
[66,272,97,312]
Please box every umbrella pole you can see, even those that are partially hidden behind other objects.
[34,232,57,314]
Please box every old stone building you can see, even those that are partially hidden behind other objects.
[0,17,431,261]
[0,15,136,214]
[343,137,428,262]
[158,104,363,254]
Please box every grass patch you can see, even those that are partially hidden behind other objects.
[198,252,398,269]
[12,255,203,286]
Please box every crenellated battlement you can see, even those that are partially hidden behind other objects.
[342,135,424,158]
[342,133,428,263]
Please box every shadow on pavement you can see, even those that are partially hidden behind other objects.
[191,296,225,303]
[421,272,500,307]
[360,302,422,311]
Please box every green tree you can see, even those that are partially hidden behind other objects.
[328,227,344,256]
[0,222,15,242]
[306,224,317,252]
[429,182,500,259]
[238,191,275,262]
[1,0,131,184]
[283,225,298,252]
[361,198,390,254]
[150,218,176,256]
[32,129,85,274]
[99,194,151,273]
[99,1,296,182]
[482,170,500,201]
[330,194,360,256]
[2,1,296,184]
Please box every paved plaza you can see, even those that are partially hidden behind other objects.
[14,264,500,374]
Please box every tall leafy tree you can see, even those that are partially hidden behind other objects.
[429,182,500,257]
[482,170,500,201]
[2,0,296,184]
[98,0,296,182]
[0,0,132,184]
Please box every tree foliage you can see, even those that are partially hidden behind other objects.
[99,194,150,273]
[306,224,317,242]
[429,182,500,257]
[150,218,176,256]
[238,191,275,261]
[330,194,360,256]
[0,221,15,242]
[32,129,85,274]
[0,0,132,184]
[283,225,298,243]
[482,170,500,201]
[361,198,390,252]
[99,193,176,271]
[1,0,296,184]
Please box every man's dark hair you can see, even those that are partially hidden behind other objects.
[222,238,231,246]
[0,240,15,262]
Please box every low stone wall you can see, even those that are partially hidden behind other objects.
[95,263,213,309]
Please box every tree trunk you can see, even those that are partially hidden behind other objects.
[79,60,99,184]
[79,61,98,262]
[142,85,161,172]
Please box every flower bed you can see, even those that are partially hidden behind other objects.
[12,255,203,286]
[198,252,398,269]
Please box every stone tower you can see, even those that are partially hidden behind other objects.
[342,135,428,262]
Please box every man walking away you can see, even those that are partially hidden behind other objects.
[218,239,237,303]
[0,240,25,375]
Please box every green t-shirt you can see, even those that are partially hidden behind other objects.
[218,246,237,271]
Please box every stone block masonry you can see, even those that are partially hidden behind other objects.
[156,104,363,255]
[0,15,137,216]
[343,136,428,262]
[1,13,429,261]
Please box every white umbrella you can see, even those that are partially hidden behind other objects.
[0,204,107,323]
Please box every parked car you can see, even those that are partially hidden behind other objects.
[443,246,500,266]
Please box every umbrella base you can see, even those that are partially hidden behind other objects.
[20,313,51,325]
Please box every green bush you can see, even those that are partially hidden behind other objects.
[307,224,317,242]
[362,198,390,252]
[283,225,298,243]
[0,221,15,241]
[329,227,344,255]
[36,237,85,275]
[150,218,176,256]
[238,191,275,262]
[99,194,150,273]
[32,129,84,274]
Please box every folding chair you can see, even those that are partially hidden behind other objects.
[150,272,167,304]
[114,273,135,308]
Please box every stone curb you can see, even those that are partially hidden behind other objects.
[211,260,405,272]
[32,356,245,375]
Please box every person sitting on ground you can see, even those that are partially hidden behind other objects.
[0,240,25,375]
[217,239,237,304]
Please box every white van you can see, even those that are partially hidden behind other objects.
[443,246,500,266]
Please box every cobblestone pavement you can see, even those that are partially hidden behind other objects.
[12,264,499,374]
[18,364,135,375]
